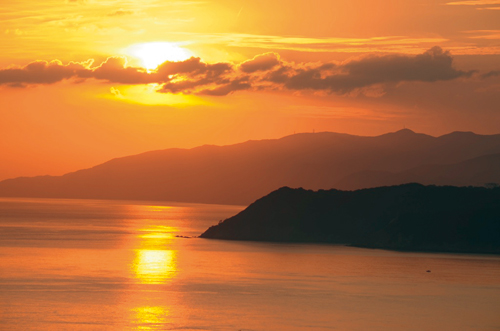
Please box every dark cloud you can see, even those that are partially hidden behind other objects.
[344,46,472,82]
[89,57,153,84]
[158,77,215,94]
[0,60,85,86]
[155,58,234,94]
[156,57,231,78]
[0,57,152,86]
[285,46,473,93]
[198,78,252,96]
[0,47,476,97]
[482,70,500,79]
[239,53,281,73]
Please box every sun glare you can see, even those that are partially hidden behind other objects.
[127,42,193,70]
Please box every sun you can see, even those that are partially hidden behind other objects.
[127,42,193,70]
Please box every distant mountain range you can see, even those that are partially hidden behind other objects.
[1,129,500,205]
[336,152,500,190]
[201,184,500,254]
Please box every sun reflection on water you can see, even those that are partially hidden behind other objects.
[145,206,174,212]
[132,306,170,330]
[132,225,179,284]
[133,249,177,284]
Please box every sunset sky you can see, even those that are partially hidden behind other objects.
[1,0,499,181]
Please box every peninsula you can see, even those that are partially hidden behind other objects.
[201,184,500,254]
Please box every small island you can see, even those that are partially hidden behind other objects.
[201,184,500,254]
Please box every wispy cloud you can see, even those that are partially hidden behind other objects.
[464,30,500,39]
[482,70,500,78]
[108,9,135,17]
[181,33,449,54]
[173,32,500,56]
[447,0,500,5]
[446,0,500,9]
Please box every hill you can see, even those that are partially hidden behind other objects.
[335,153,500,190]
[1,129,500,205]
[200,184,500,254]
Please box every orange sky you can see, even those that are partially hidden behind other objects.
[1,0,499,180]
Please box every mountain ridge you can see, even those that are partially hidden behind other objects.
[335,152,500,190]
[1,129,500,205]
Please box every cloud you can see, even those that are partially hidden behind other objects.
[156,57,231,77]
[447,0,500,5]
[342,46,469,82]
[465,30,500,39]
[178,32,451,55]
[88,57,155,84]
[110,86,123,97]
[282,47,473,93]
[0,47,475,96]
[0,57,155,86]
[108,9,134,17]
[446,0,500,9]
[155,58,233,94]
[482,70,500,78]
[239,53,281,73]
[157,47,472,96]
[0,60,88,86]
[198,78,252,96]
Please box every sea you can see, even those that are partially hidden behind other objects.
[0,197,499,330]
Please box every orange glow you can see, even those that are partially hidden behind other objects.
[103,85,208,106]
[0,0,499,181]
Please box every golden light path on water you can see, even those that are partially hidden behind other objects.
[130,211,180,329]
[132,225,178,284]
[133,306,171,331]
[133,249,177,284]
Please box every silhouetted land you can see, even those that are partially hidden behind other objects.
[201,184,500,254]
[1,129,500,205]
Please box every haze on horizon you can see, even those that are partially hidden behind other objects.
[1,0,499,181]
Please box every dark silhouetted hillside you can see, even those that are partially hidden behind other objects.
[1,129,500,205]
[201,184,500,254]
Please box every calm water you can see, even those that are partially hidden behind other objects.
[0,198,499,330]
